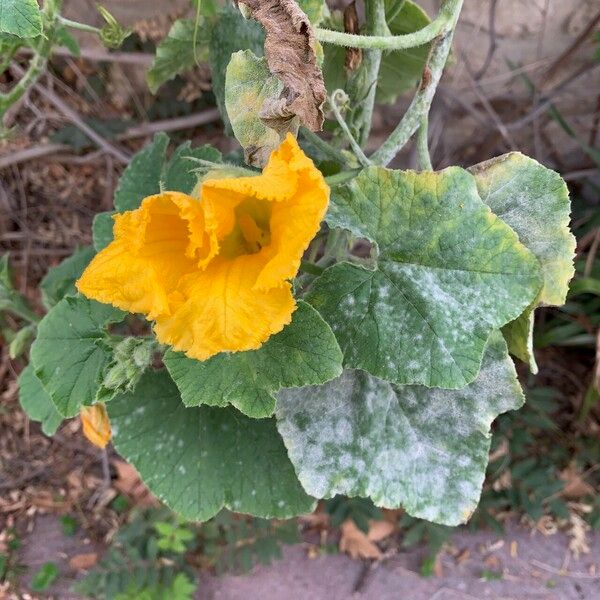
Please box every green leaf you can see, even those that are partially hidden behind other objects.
[30,296,124,417]
[470,152,575,306]
[209,4,265,132]
[0,0,42,38]
[113,134,221,212]
[225,50,284,167]
[163,142,221,194]
[0,254,38,322]
[18,365,63,436]
[31,562,59,591]
[55,26,81,56]
[276,332,525,526]
[377,0,432,103]
[40,246,95,309]
[147,18,209,94]
[96,4,132,49]
[50,118,129,152]
[93,211,116,252]
[313,167,542,388]
[113,133,169,212]
[164,301,343,418]
[108,370,316,521]
[9,323,35,358]
[469,153,574,370]
[501,302,538,374]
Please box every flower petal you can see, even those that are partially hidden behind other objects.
[153,254,296,360]
[77,192,214,319]
[80,404,111,448]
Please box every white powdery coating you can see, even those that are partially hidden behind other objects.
[276,334,524,526]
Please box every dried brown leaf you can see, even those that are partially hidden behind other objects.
[69,552,98,570]
[560,465,594,499]
[339,519,381,559]
[238,0,326,131]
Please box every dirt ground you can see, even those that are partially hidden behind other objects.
[19,514,600,599]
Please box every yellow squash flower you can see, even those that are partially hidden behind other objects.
[80,404,111,448]
[76,134,329,360]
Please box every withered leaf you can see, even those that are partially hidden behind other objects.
[238,0,327,132]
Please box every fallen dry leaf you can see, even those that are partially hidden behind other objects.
[238,0,326,132]
[69,552,98,570]
[338,518,395,560]
[339,519,381,560]
[560,465,594,499]
[112,459,158,507]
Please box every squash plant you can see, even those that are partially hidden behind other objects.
[2,0,575,526]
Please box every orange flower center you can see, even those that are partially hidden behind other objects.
[220,197,272,259]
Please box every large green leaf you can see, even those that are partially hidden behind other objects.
[470,153,575,306]
[311,167,542,388]
[164,301,343,418]
[18,365,63,436]
[40,246,95,309]
[276,332,524,526]
[113,134,219,211]
[225,50,284,167]
[30,296,124,417]
[108,370,316,521]
[146,18,210,94]
[377,0,432,104]
[114,134,169,212]
[470,153,575,370]
[209,4,265,132]
[0,0,42,38]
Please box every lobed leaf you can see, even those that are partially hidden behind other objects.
[470,153,575,369]
[108,370,316,521]
[164,301,343,418]
[92,211,116,252]
[18,364,63,436]
[314,166,542,388]
[30,296,124,417]
[276,332,525,526]
[147,18,210,94]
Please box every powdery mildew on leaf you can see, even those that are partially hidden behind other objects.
[109,370,316,521]
[469,152,575,307]
[276,332,524,526]
[238,0,327,131]
[164,301,342,418]
[225,50,286,167]
[315,166,542,388]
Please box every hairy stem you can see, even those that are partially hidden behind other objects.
[58,16,101,34]
[370,0,463,166]
[346,0,388,146]
[0,0,62,117]
[314,0,461,50]
[330,90,372,167]
[416,114,433,170]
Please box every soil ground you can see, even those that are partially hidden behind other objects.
[19,515,600,599]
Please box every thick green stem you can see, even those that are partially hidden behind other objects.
[0,0,62,117]
[314,0,461,50]
[370,0,463,166]
[416,114,433,170]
